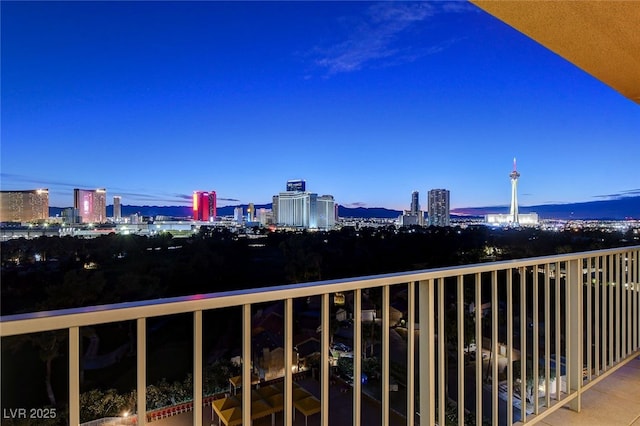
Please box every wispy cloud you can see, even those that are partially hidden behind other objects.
[117,192,187,204]
[175,193,241,203]
[2,173,211,205]
[440,2,479,14]
[593,189,640,199]
[0,173,80,189]
[116,193,241,205]
[311,2,464,75]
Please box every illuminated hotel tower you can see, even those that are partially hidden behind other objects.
[0,189,49,222]
[192,191,217,221]
[74,188,107,223]
[509,158,521,224]
[247,203,255,222]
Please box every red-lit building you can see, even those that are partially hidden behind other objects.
[74,188,107,223]
[192,191,217,221]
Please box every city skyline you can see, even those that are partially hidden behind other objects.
[2,2,639,211]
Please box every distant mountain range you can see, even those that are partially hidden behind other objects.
[49,196,640,221]
[451,196,640,220]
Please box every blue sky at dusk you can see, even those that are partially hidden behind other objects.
[2,1,639,211]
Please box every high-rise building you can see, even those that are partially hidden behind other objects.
[272,195,279,224]
[0,189,49,222]
[256,208,273,226]
[192,191,217,221]
[74,188,107,223]
[276,180,335,229]
[410,191,420,215]
[276,191,318,228]
[509,158,520,225]
[428,189,450,227]
[113,196,122,222]
[317,195,336,230]
[247,203,255,222]
[400,190,425,226]
[63,207,80,224]
[286,179,306,192]
[234,207,244,223]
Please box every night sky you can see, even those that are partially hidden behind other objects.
[2,1,639,210]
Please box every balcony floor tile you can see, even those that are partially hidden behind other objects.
[540,356,640,426]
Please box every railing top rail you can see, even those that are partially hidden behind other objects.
[1,245,637,337]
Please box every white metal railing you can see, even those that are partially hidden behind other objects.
[2,246,639,426]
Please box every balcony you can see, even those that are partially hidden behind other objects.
[2,246,639,426]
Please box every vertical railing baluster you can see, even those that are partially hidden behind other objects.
[137,318,146,425]
[382,285,390,426]
[193,310,202,426]
[609,254,614,369]
[285,298,293,426]
[457,275,464,426]
[544,263,551,409]
[475,272,482,426]
[633,249,637,351]
[533,265,540,415]
[568,259,582,412]
[418,279,435,425]
[587,258,592,382]
[636,249,640,351]
[635,250,639,351]
[353,288,362,426]
[565,260,571,400]
[617,253,622,362]
[69,326,80,426]
[637,248,639,351]
[242,304,251,426]
[555,261,561,401]
[520,266,526,423]
[632,249,636,350]
[595,256,600,376]
[492,270,499,425]
[632,250,636,352]
[407,281,416,426]
[624,251,630,357]
[627,250,636,354]
[439,278,446,426]
[507,269,513,425]
[602,255,608,372]
[633,250,636,352]
[321,293,330,426]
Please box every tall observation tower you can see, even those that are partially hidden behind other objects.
[509,158,520,224]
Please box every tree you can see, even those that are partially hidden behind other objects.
[43,270,107,309]
[79,388,132,423]
[279,235,323,283]
[337,357,353,379]
[204,359,240,395]
[5,330,67,406]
